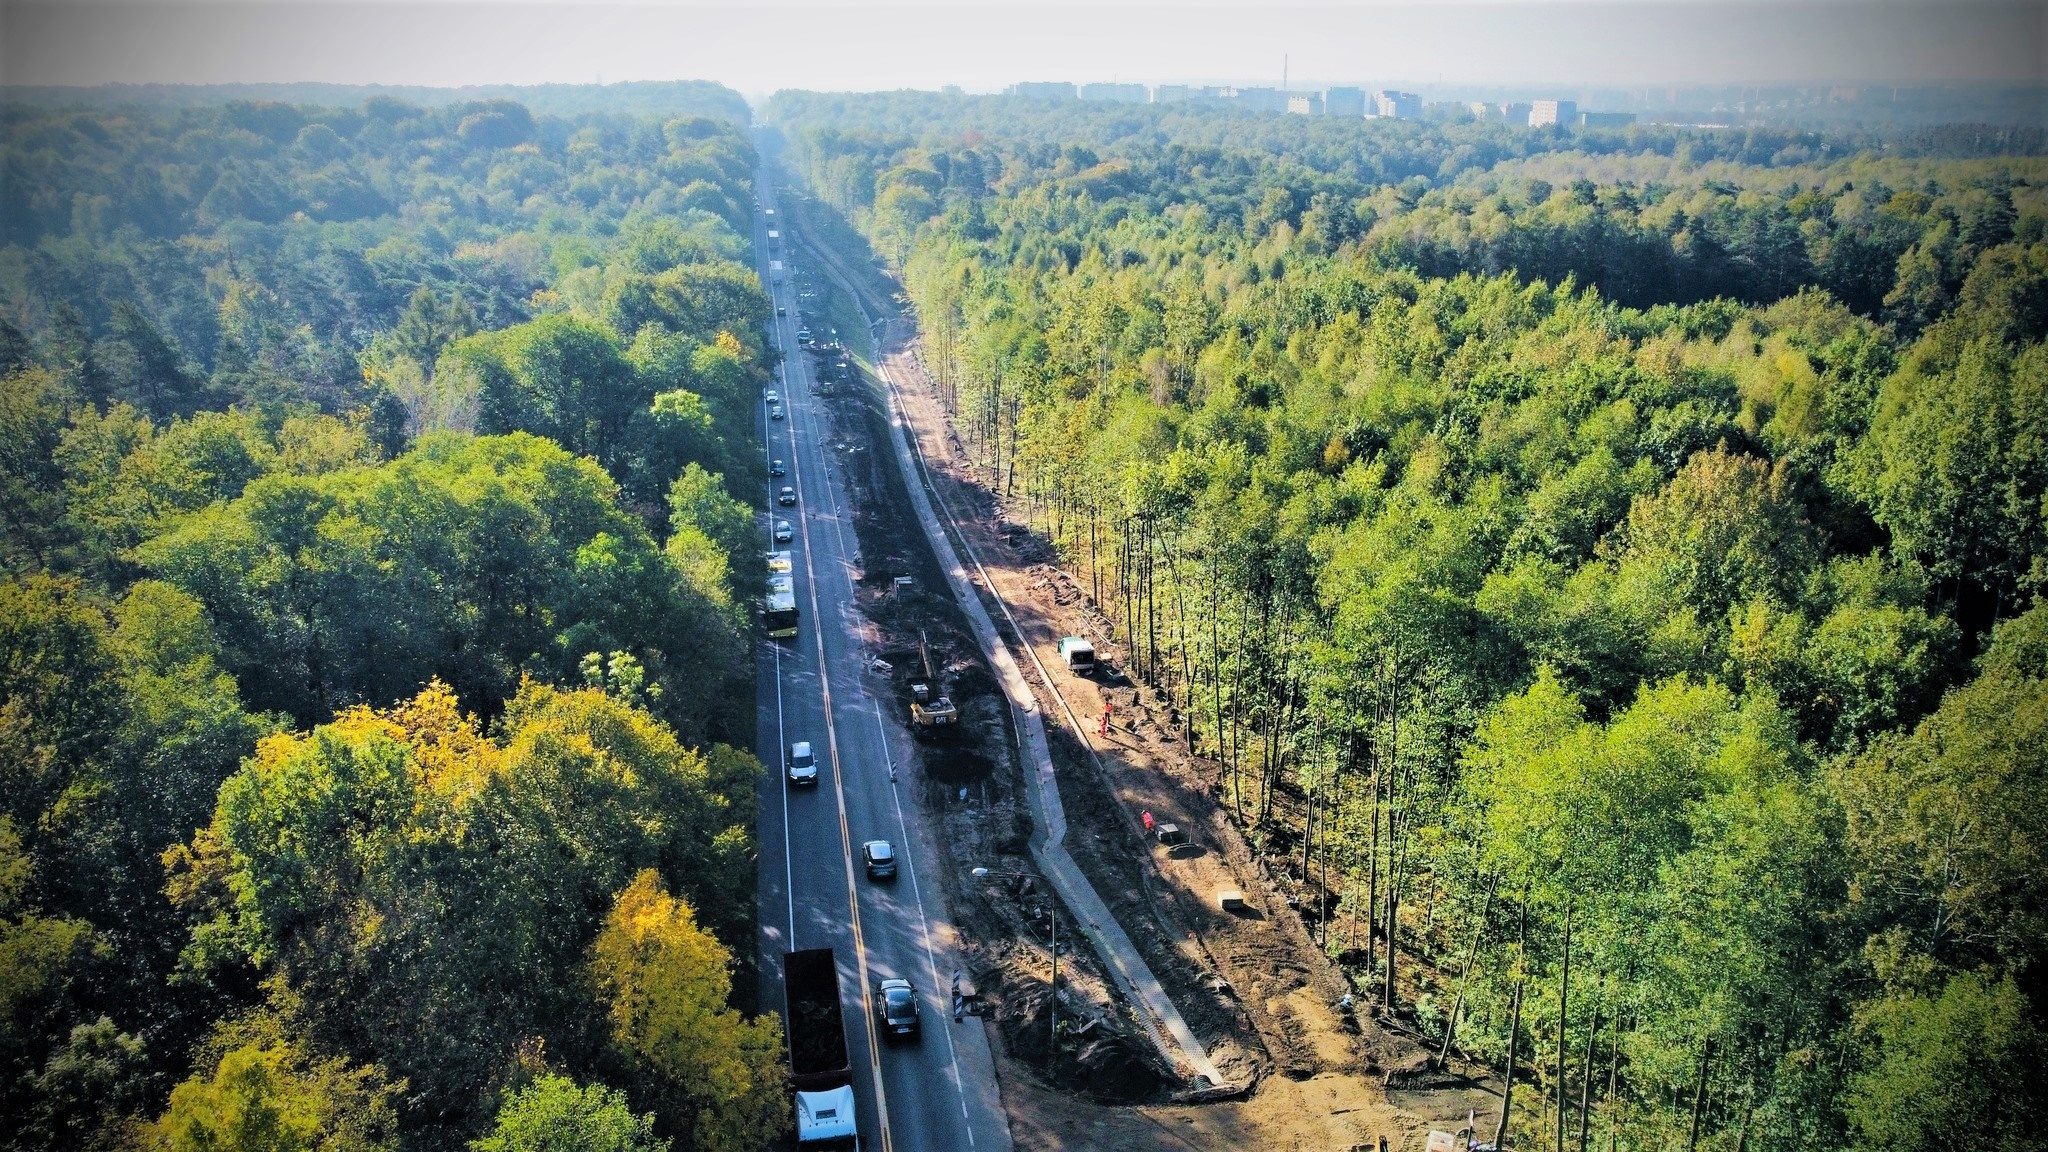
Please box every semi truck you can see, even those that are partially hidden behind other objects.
[784,948,858,1150]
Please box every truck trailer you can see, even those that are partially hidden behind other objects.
[784,948,858,1149]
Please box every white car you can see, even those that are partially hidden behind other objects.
[774,519,794,543]
[786,741,817,786]
[765,389,780,404]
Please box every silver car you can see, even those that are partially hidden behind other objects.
[774,519,794,543]
[862,839,896,880]
[786,741,817,786]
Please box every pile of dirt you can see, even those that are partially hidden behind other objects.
[993,976,1174,1103]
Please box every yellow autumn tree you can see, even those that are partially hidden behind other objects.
[152,1041,402,1152]
[589,870,788,1152]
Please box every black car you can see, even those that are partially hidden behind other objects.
[872,978,920,1039]
[861,839,896,880]
[770,459,786,477]
[778,486,797,507]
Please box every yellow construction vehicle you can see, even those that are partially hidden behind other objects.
[908,633,958,736]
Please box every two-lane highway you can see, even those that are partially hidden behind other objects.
[749,163,1009,1152]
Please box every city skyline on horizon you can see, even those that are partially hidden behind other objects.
[4,1,2041,98]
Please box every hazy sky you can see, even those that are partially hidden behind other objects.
[3,1,2042,97]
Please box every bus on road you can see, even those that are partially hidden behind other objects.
[765,551,799,638]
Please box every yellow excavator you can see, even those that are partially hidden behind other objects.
[908,632,957,736]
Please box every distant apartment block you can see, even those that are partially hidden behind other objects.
[1578,110,1637,128]
[1529,99,1578,126]
[1326,87,1367,117]
[1080,82,1149,104]
[1008,82,1077,101]
[1373,90,1421,119]
[1471,100,1534,123]
[1226,87,1288,113]
[1152,84,1214,103]
[1287,93,1324,116]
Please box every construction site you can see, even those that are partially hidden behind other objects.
[782,190,1508,1152]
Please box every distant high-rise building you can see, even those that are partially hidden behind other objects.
[1529,99,1577,126]
[1152,84,1219,104]
[1373,90,1421,119]
[1008,82,1077,101]
[1326,87,1368,117]
[1578,110,1637,128]
[1499,102,1533,124]
[1287,93,1324,116]
[1080,82,1149,104]
[1226,87,1287,113]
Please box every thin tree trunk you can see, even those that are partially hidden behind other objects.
[1576,987,1601,1152]
[1606,1010,1624,1152]
[1493,887,1531,1152]
[1556,902,1573,1152]
[1438,873,1499,1069]
[1364,717,1382,976]
[1686,1037,1713,1152]
[1383,661,1405,1011]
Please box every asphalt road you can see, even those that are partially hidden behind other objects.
[749,166,1010,1152]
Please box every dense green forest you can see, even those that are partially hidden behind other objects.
[1,91,785,1150]
[769,93,2047,1150]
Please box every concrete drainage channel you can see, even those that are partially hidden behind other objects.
[793,209,1231,1095]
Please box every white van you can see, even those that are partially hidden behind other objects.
[1058,636,1096,674]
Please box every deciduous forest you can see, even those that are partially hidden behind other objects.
[768,92,2047,1150]
[2,90,786,1150]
